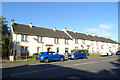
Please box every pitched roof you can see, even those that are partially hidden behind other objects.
[67,31,117,43]
[12,23,71,39]
[12,23,117,44]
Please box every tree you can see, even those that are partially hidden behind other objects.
[0,16,9,59]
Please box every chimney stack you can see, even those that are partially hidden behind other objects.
[29,23,32,28]
[91,33,95,36]
[72,30,76,33]
[62,28,67,32]
[10,19,14,25]
[85,32,88,35]
[52,27,56,31]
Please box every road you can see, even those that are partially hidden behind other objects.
[2,55,120,80]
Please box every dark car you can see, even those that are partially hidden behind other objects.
[68,51,88,60]
[37,51,65,63]
[116,51,120,55]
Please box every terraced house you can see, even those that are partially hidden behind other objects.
[10,19,119,58]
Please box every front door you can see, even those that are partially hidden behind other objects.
[47,48,51,51]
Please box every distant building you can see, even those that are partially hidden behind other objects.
[10,19,118,58]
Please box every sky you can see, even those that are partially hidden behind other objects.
[2,2,118,41]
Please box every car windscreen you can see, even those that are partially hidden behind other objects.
[40,52,56,55]
[79,51,85,53]
[40,52,47,54]
[117,51,120,53]
[73,51,79,54]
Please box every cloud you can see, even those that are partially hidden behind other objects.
[99,24,111,30]
[85,23,113,38]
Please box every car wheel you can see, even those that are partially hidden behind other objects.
[60,57,64,61]
[84,56,88,59]
[74,56,78,60]
[44,58,49,63]
[111,53,113,56]
[106,53,108,56]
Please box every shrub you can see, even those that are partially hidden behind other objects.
[32,53,39,59]
[32,53,39,56]
[71,49,89,56]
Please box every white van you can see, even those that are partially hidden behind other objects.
[100,49,112,56]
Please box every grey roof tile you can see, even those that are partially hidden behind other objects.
[67,31,117,43]
[12,23,117,44]
[13,23,71,39]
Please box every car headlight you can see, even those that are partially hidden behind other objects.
[71,55,74,58]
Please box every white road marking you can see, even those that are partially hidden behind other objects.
[64,61,96,67]
[101,57,108,58]
[9,57,117,77]
[102,58,116,62]
[67,76,81,79]
[10,67,59,77]
[81,61,95,65]
[74,64,79,66]
[102,60,109,61]
[88,62,95,64]
[81,63,89,65]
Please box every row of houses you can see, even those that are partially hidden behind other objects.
[10,19,119,57]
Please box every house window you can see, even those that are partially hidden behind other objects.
[37,47,40,53]
[56,47,59,53]
[75,39,78,44]
[65,48,69,53]
[38,36,43,42]
[21,46,29,56]
[21,47,24,52]
[21,35,24,41]
[82,40,85,44]
[65,39,69,44]
[54,38,59,44]
[75,47,78,49]
[96,42,97,45]
[101,45,103,49]
[87,45,90,49]
[25,35,28,41]
[25,47,28,52]
[21,34,28,42]
[97,47,99,50]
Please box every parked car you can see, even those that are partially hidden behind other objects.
[100,50,112,56]
[116,51,120,55]
[37,51,65,63]
[68,51,88,60]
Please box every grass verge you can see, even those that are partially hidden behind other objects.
[15,58,36,62]
[89,53,100,56]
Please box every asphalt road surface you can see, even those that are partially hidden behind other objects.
[2,55,120,80]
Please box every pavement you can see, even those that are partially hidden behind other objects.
[1,56,69,68]
[1,55,95,68]
[1,55,120,80]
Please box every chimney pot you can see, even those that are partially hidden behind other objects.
[72,30,76,33]
[52,27,56,31]
[85,32,88,35]
[62,28,67,32]
[91,33,95,36]
[10,19,14,25]
[29,23,32,28]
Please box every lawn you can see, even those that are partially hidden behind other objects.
[15,58,36,62]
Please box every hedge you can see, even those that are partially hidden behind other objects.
[32,53,39,60]
[71,49,89,56]
[32,53,39,57]
[32,53,39,56]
